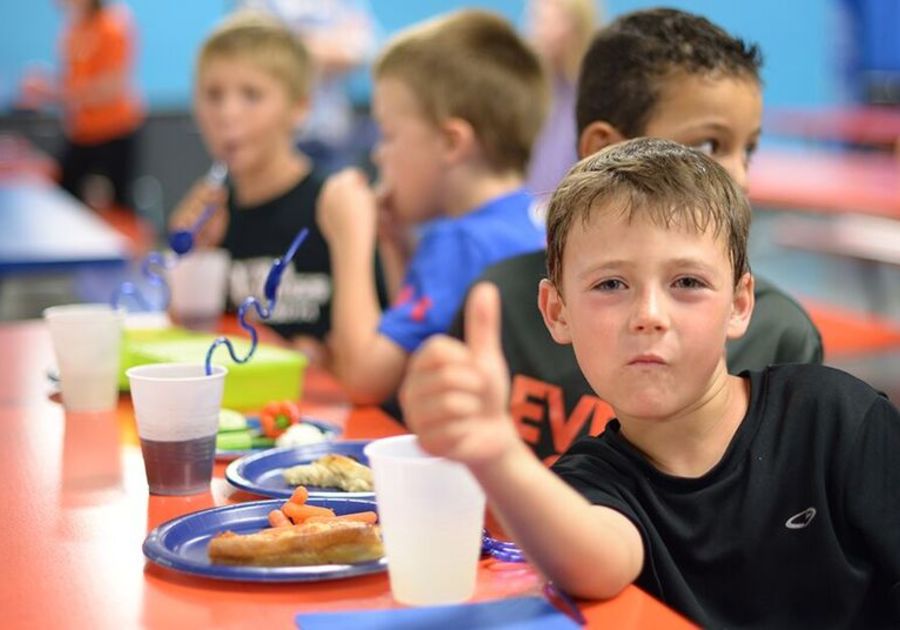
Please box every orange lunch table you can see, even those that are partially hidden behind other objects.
[0,320,695,629]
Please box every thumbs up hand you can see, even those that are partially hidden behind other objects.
[399,283,520,467]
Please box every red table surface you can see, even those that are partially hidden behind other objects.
[764,106,900,148]
[0,320,694,629]
[748,148,900,218]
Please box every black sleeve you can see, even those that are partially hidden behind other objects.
[552,451,643,534]
[843,394,900,617]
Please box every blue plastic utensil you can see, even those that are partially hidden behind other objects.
[542,582,587,626]
[110,251,171,311]
[204,227,309,375]
[482,533,527,563]
[168,162,228,256]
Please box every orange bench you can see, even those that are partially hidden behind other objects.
[802,299,900,357]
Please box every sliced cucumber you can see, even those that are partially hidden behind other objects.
[251,435,276,449]
[216,430,254,451]
[218,408,248,432]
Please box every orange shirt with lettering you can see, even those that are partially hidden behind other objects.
[61,6,144,145]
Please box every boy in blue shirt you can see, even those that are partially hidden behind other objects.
[401,138,900,628]
[317,10,547,403]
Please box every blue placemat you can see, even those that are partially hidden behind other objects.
[295,596,580,629]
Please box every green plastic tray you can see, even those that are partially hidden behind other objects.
[119,328,307,410]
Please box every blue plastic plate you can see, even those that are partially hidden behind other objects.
[142,497,386,582]
[225,440,373,499]
[216,416,342,462]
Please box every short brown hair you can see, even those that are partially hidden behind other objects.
[576,8,763,138]
[546,137,751,292]
[375,9,548,175]
[197,11,313,102]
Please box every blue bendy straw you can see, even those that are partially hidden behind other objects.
[204,227,309,375]
[111,163,228,312]
[110,251,171,311]
[168,162,228,256]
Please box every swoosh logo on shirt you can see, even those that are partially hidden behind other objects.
[785,507,816,529]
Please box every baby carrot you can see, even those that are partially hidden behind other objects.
[305,511,378,525]
[268,509,292,528]
[288,486,309,506]
[281,502,335,524]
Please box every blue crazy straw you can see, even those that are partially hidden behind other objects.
[168,162,228,255]
[110,251,171,311]
[110,163,228,312]
[203,227,309,375]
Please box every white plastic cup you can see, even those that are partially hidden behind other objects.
[43,304,124,412]
[167,248,230,331]
[126,362,227,495]
[364,435,486,606]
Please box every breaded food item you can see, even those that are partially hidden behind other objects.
[208,519,383,566]
[283,454,373,492]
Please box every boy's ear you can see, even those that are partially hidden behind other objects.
[538,279,573,345]
[578,121,626,159]
[439,117,477,164]
[726,272,755,340]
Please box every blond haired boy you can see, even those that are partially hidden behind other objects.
[317,9,547,403]
[402,137,900,627]
[170,12,362,363]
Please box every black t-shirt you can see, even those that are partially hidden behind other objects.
[450,250,824,463]
[221,170,387,341]
[552,364,900,629]
[222,169,330,340]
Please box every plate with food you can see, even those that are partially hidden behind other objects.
[225,440,374,499]
[142,493,386,582]
[216,405,341,462]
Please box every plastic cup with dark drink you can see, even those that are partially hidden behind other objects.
[126,363,227,495]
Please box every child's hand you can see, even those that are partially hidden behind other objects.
[168,178,228,249]
[375,181,415,259]
[400,283,519,467]
[316,168,377,249]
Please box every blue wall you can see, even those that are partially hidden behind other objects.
[0,1,839,112]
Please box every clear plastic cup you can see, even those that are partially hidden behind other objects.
[167,248,230,331]
[126,363,227,496]
[364,435,486,606]
[43,304,124,412]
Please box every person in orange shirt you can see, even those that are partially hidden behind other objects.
[21,0,144,209]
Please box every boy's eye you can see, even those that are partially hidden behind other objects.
[203,86,223,104]
[242,86,262,102]
[593,278,626,291]
[743,142,758,165]
[693,139,719,156]
[672,276,706,289]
